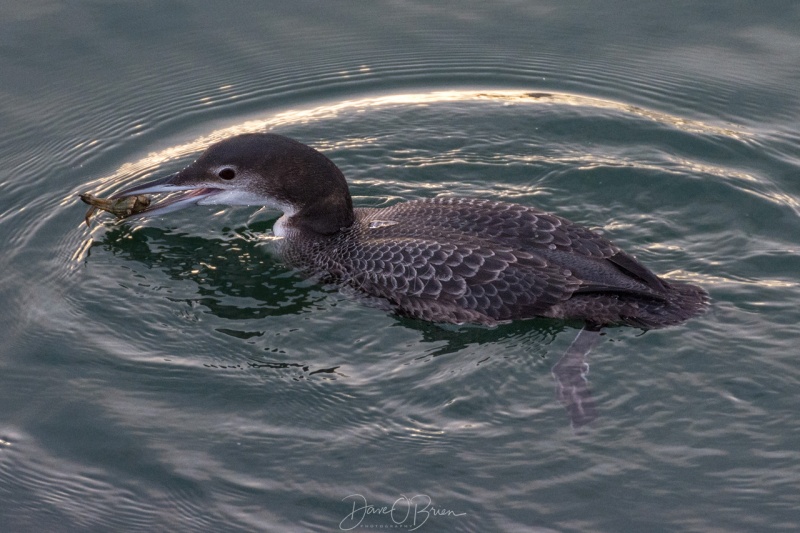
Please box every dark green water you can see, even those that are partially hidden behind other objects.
[1,1,799,531]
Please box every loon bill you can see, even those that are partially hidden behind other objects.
[100,132,708,330]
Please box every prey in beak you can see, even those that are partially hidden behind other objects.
[79,172,222,225]
[104,172,226,220]
[80,193,152,226]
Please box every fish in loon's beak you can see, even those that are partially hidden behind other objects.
[108,172,227,220]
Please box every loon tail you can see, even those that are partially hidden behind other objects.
[626,281,709,329]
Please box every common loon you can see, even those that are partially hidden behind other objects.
[110,133,708,329]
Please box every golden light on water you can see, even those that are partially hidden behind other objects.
[85,89,749,196]
[67,89,765,269]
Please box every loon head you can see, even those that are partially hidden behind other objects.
[113,133,355,235]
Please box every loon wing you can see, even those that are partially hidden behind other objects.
[332,235,581,324]
[382,198,669,296]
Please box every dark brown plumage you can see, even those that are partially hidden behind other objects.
[279,196,708,327]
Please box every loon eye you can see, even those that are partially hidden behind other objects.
[218,167,236,180]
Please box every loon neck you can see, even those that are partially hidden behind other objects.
[291,191,355,235]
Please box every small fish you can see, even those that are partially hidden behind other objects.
[80,193,151,226]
